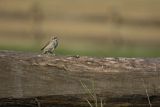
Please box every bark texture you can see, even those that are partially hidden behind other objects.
[0,50,160,107]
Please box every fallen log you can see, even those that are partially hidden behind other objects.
[0,50,160,107]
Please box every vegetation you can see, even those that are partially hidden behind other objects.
[0,0,159,57]
[80,80,104,107]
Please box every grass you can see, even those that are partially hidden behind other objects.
[141,78,152,107]
[0,0,160,58]
[0,44,160,57]
[56,44,160,57]
[0,0,160,57]
[80,80,104,107]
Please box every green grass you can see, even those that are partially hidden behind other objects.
[57,48,160,57]
[0,45,159,57]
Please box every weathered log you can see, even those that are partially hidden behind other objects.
[0,50,160,107]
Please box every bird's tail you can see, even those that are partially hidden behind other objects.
[41,48,44,51]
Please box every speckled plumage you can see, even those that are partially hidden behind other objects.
[41,36,58,54]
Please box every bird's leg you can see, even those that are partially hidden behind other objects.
[49,51,53,54]
[41,51,51,57]
[42,50,48,55]
[50,51,56,56]
[45,51,55,56]
[53,53,56,56]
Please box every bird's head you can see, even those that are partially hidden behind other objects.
[51,36,58,40]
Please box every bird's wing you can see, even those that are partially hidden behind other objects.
[41,41,50,50]
[54,40,58,49]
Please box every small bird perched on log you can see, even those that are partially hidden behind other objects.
[41,36,58,55]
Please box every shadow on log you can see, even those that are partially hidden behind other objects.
[0,50,160,107]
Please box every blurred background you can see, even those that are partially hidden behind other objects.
[0,0,160,57]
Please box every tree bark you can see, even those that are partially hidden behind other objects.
[0,50,160,107]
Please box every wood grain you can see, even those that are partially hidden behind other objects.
[0,50,160,106]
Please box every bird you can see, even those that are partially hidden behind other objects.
[41,36,58,55]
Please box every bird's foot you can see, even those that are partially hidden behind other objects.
[71,55,80,58]
[51,53,56,56]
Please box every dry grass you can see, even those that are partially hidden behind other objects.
[141,78,152,107]
[80,80,104,107]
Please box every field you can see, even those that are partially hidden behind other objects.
[0,0,160,57]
